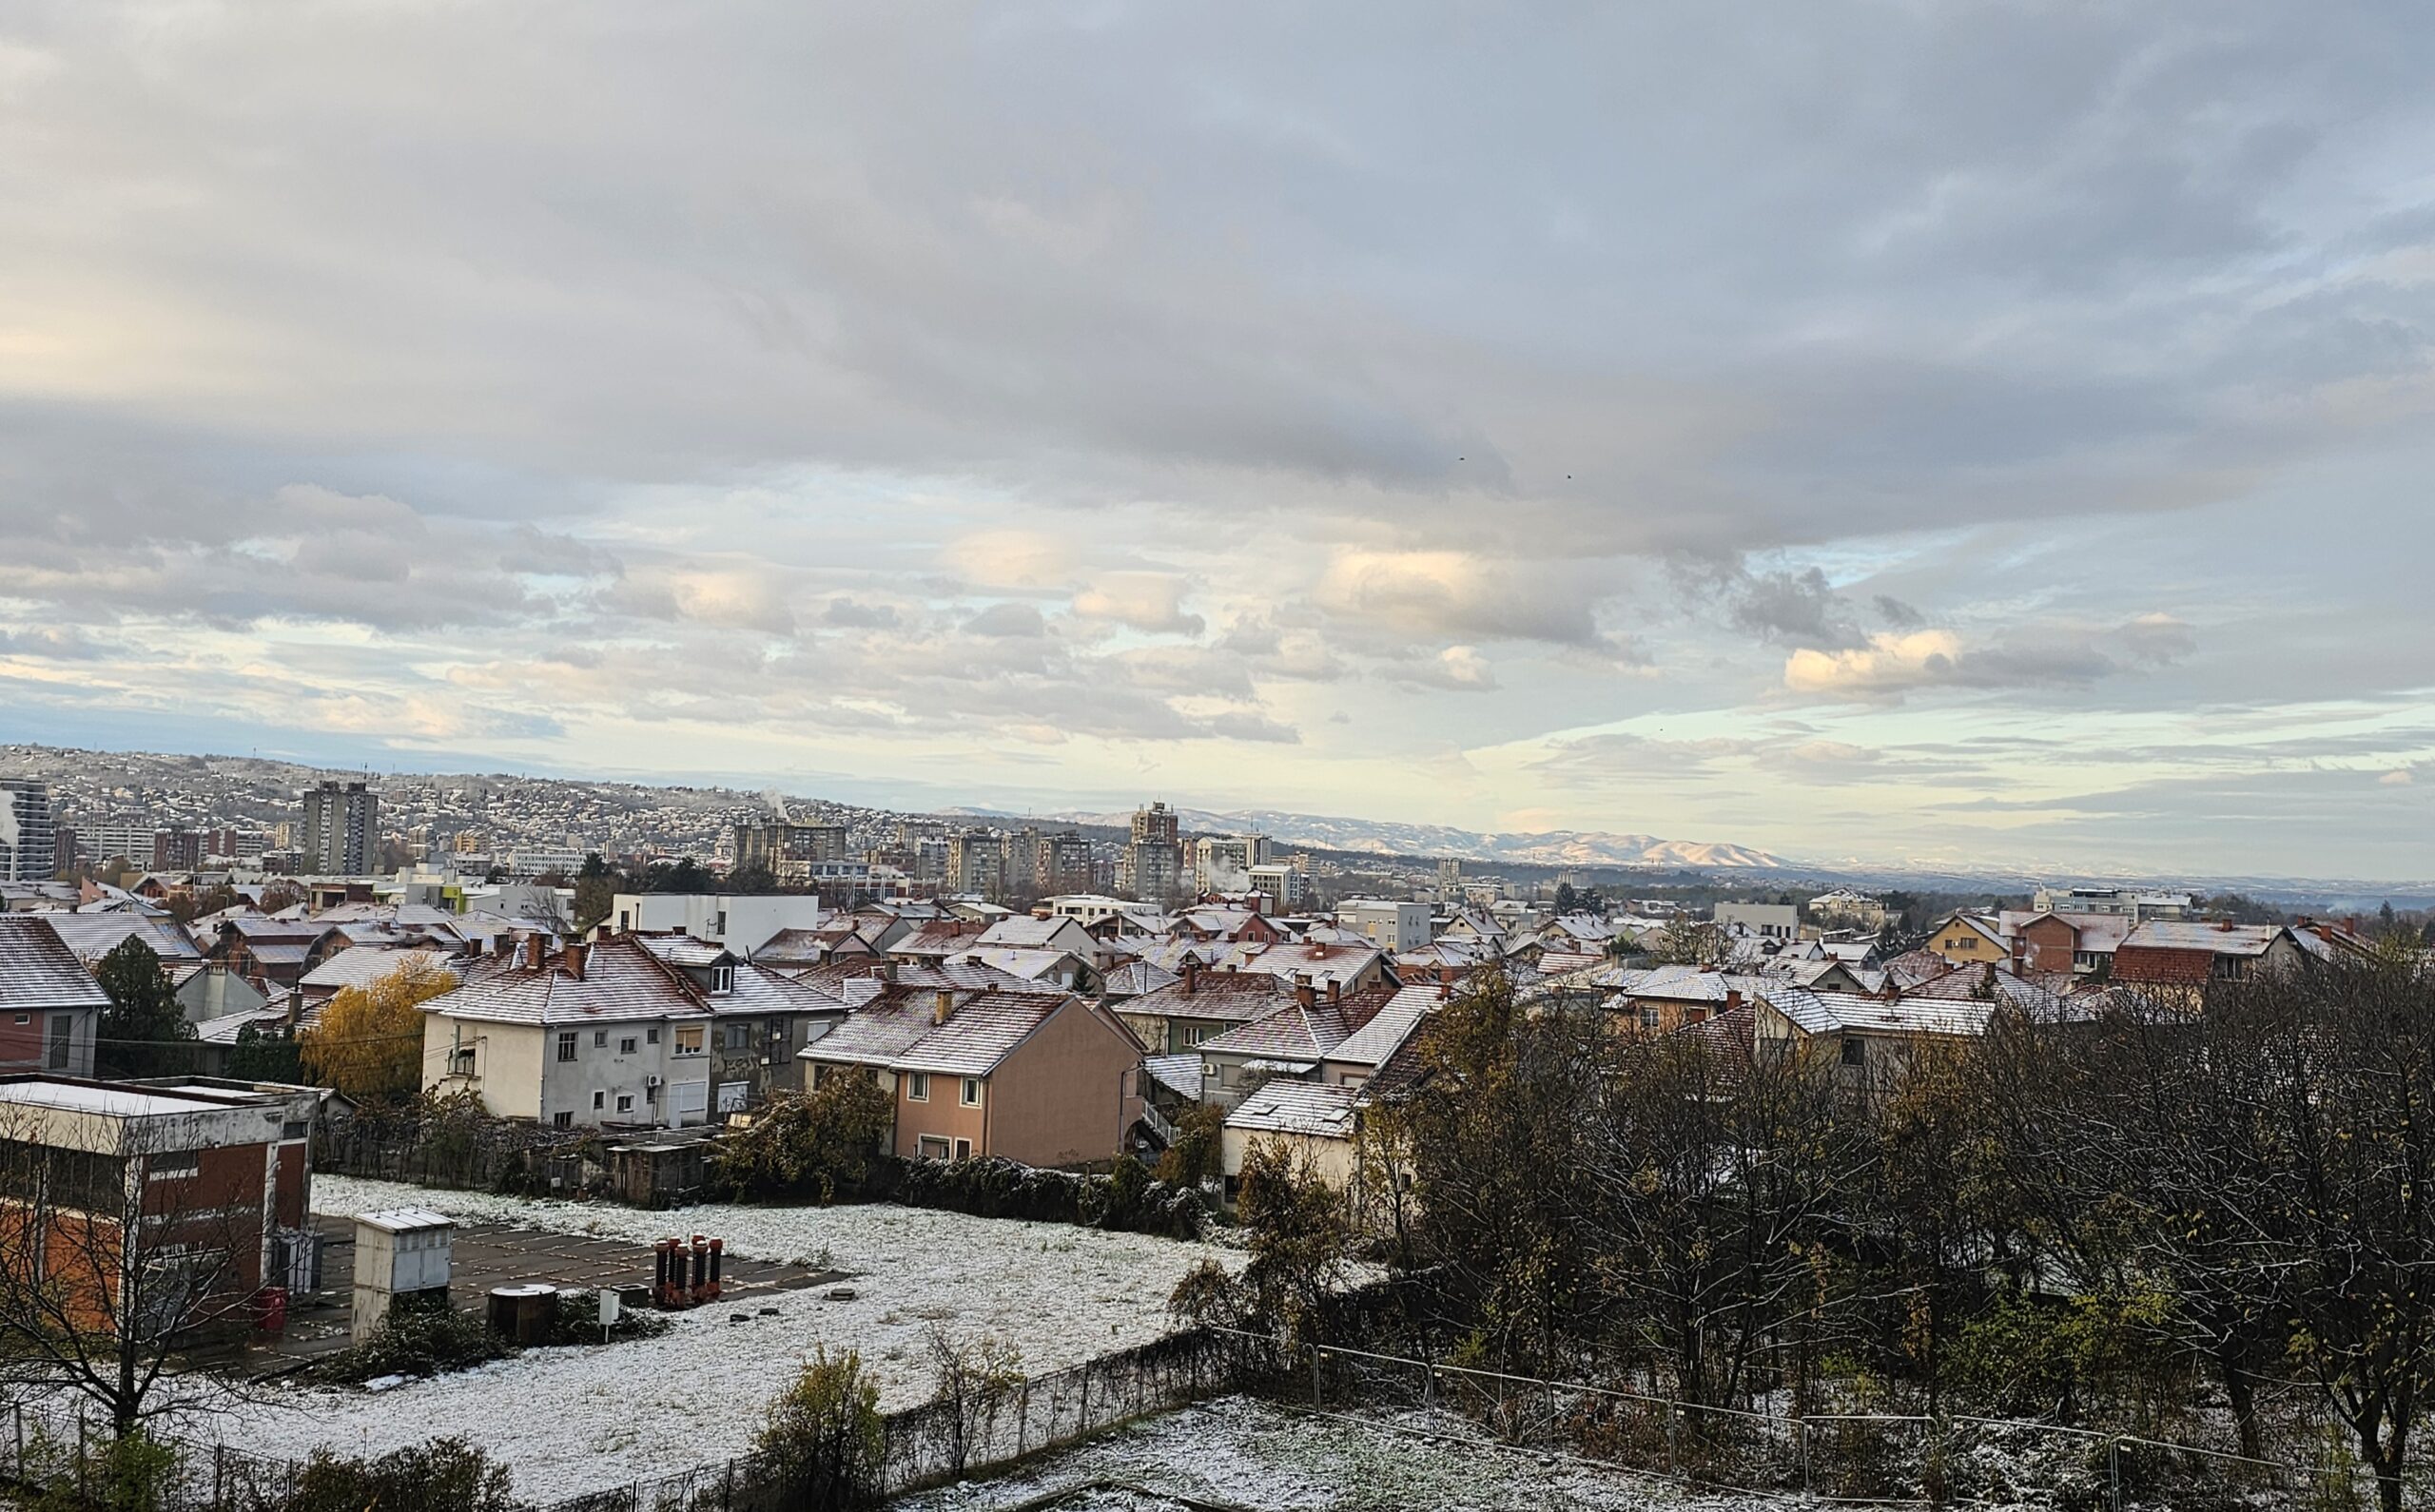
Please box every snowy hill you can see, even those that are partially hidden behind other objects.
[1035,805,1793,870]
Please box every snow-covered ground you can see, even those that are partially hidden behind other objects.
[898,1396,1778,1511]
[197,1177,1239,1502]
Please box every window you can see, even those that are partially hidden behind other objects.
[594,1031,608,1048]
[552,1111,574,1128]
[711,965,734,996]
[616,1095,633,1114]
[282,1120,308,1140]
[47,1016,70,1072]
[960,1077,982,1107]
[646,1027,660,1044]
[146,1153,201,1183]
[906,1072,930,1102]
[10,1015,25,1026]
[953,1138,972,1160]
[810,1063,828,1090]
[1840,1038,1866,1068]
[725,1023,750,1051]
[673,1025,704,1056]
[1639,1007,1660,1030]
[555,1032,577,1063]
[619,1037,638,1056]
[593,1091,605,1110]
[917,1135,950,1160]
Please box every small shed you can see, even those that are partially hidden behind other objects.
[351,1208,454,1343]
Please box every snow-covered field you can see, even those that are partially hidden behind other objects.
[198,1177,1240,1502]
[898,1396,1777,1511]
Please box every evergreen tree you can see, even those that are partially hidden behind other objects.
[90,938,197,1077]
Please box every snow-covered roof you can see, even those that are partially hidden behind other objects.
[1327,983,1441,1071]
[0,916,113,1014]
[1225,1081,1359,1139]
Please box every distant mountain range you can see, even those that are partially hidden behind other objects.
[1021,806,1795,871]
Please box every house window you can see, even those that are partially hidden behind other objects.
[619,1037,638,1056]
[616,1095,633,1114]
[711,966,734,996]
[594,1031,607,1048]
[555,1032,577,1062]
[593,1091,605,1110]
[146,1153,201,1183]
[1639,1007,1660,1030]
[953,1137,972,1160]
[810,1063,828,1090]
[646,1027,660,1044]
[10,1015,25,1026]
[961,1077,983,1107]
[673,1025,704,1056]
[47,1016,71,1072]
[552,1111,574,1128]
[906,1072,930,1102]
[917,1135,950,1160]
[725,1023,750,1051]
[1841,1038,1866,1068]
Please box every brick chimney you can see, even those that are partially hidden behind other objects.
[562,941,587,979]
[521,934,544,971]
[1724,988,1743,1012]
[1294,975,1316,1011]
[933,990,955,1026]
[1181,960,1198,997]
[493,933,514,959]
[594,923,614,943]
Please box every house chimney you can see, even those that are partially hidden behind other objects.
[932,990,955,1026]
[563,941,587,980]
[493,933,513,959]
[1295,975,1316,1011]
[1326,979,1339,1004]
[1724,988,1743,1012]
[521,933,544,971]
[594,923,614,943]
[1181,961,1198,997]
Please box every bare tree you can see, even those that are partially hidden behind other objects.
[0,1104,266,1439]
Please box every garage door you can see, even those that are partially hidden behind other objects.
[669,1080,709,1126]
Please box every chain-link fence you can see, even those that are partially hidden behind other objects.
[1295,1336,2430,1511]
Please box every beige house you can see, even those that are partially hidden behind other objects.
[800,986,1145,1167]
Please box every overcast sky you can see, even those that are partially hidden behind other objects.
[5,2,2433,879]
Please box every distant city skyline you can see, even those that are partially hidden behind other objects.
[4,7,2433,880]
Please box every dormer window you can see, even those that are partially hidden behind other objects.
[711,965,734,996]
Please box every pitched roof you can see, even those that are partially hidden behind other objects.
[1122,970,1296,1024]
[0,916,114,1014]
[1225,1080,1360,1138]
[1327,982,1442,1071]
[803,988,1103,1078]
[974,916,1089,950]
[423,938,706,1027]
[1198,985,1395,1062]
[888,921,991,958]
[2121,921,2289,957]
[299,946,468,995]
[38,914,202,965]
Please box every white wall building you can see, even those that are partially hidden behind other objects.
[1335,899,1432,952]
[608,893,826,957]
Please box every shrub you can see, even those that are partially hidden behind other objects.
[276,1438,524,1512]
[754,1347,886,1511]
[310,1297,509,1386]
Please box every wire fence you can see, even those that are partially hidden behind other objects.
[1295,1335,2433,1511]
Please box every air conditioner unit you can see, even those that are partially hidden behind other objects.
[645,1075,663,1089]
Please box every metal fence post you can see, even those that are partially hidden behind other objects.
[1312,1344,1323,1406]
[1796,1416,1809,1497]
[2108,1437,2122,1512]
[1665,1400,1677,1477]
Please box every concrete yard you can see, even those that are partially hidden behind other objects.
[256,1212,839,1367]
